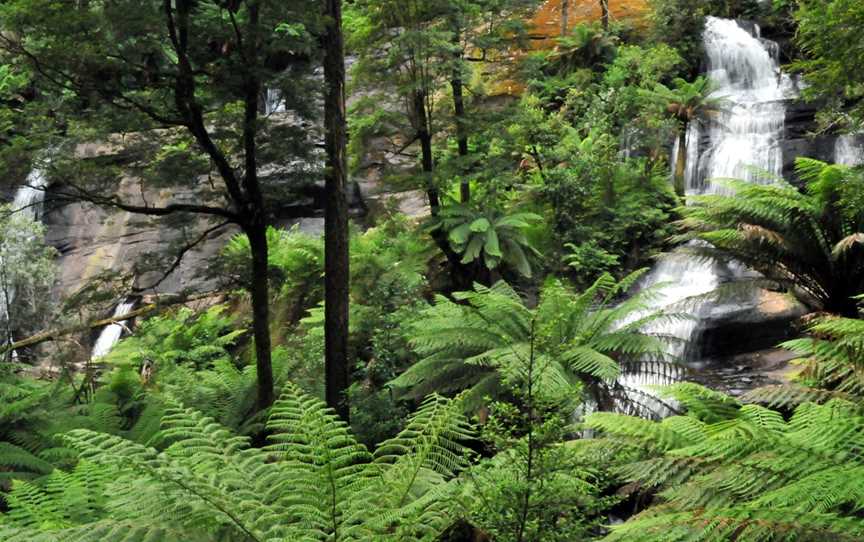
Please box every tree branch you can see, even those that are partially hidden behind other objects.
[132,220,233,293]
[49,184,240,221]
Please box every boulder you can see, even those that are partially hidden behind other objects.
[694,290,808,360]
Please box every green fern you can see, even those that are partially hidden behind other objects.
[391,272,682,411]
[676,158,864,316]
[744,315,864,410]
[0,383,474,541]
[584,383,864,541]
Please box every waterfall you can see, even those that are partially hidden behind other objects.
[835,134,864,167]
[689,17,793,194]
[1,159,51,353]
[616,18,794,412]
[12,165,49,221]
[91,300,135,359]
[264,88,286,115]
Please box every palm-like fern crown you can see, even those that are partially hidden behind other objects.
[435,205,542,277]
[0,384,473,542]
[640,76,725,124]
[584,383,864,541]
[391,272,680,410]
[676,158,864,316]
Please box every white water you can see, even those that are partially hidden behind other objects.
[264,88,286,115]
[835,134,864,167]
[618,18,793,410]
[687,17,794,195]
[1,159,51,353]
[91,300,135,359]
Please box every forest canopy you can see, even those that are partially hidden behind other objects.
[0,0,862,541]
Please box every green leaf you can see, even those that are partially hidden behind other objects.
[469,218,491,233]
[484,229,502,259]
[461,236,485,264]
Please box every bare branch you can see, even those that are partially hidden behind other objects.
[132,220,232,293]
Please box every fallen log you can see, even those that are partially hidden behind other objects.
[1,292,222,355]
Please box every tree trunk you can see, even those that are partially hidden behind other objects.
[451,31,470,204]
[243,1,274,411]
[323,0,351,421]
[414,91,440,215]
[561,0,569,36]
[247,223,275,410]
[675,128,687,198]
[600,0,609,31]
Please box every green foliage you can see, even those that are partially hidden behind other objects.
[223,226,324,303]
[0,204,58,350]
[463,392,618,541]
[640,76,724,126]
[745,315,864,408]
[585,384,864,541]
[676,158,864,316]
[0,384,474,541]
[104,306,243,372]
[546,23,617,76]
[435,204,541,278]
[391,271,679,410]
[793,0,864,127]
[100,304,314,434]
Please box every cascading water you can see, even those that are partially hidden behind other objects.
[1,159,51,353]
[91,300,135,359]
[688,17,794,194]
[264,88,286,115]
[13,166,48,221]
[835,134,864,167]
[618,17,795,412]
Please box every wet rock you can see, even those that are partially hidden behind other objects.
[694,290,808,359]
[690,347,801,397]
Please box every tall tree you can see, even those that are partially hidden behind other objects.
[561,0,570,36]
[322,0,351,420]
[600,0,609,31]
[0,0,321,409]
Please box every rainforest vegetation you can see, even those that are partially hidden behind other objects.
[0,0,863,540]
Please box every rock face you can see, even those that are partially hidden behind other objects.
[781,99,838,181]
[694,290,808,360]
[43,176,241,298]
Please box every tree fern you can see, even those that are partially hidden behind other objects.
[744,315,864,410]
[676,158,864,316]
[584,383,864,541]
[391,272,682,413]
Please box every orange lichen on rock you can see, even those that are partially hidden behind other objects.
[485,0,649,96]
[530,0,650,48]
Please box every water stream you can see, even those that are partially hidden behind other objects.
[618,17,796,412]
[91,300,136,359]
[1,161,50,353]
[835,134,864,167]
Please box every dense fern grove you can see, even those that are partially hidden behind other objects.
[0,0,863,541]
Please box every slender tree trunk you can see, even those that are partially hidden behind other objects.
[451,30,470,204]
[413,90,471,287]
[560,0,569,36]
[323,0,351,421]
[675,128,687,198]
[247,223,275,410]
[600,0,609,31]
[414,90,440,215]
[243,1,274,411]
